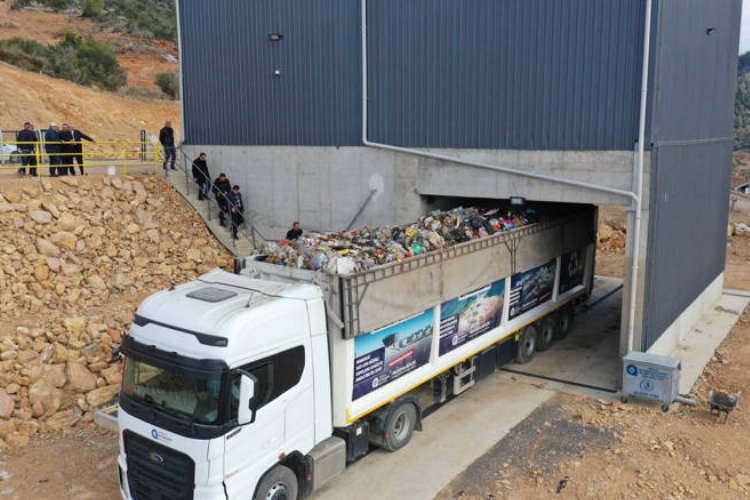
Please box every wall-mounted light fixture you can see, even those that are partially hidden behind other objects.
[268,33,284,42]
[509,196,526,206]
[706,27,717,36]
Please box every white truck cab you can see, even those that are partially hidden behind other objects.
[118,270,338,500]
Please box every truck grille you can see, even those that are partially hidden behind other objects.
[124,430,195,500]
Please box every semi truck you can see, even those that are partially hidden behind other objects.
[116,206,596,500]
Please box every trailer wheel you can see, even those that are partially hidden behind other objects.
[515,326,537,364]
[254,465,298,500]
[555,307,574,340]
[382,401,418,452]
[535,317,556,352]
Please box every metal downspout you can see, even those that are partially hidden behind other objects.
[360,0,650,353]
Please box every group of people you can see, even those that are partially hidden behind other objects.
[14,121,95,177]
[191,153,245,240]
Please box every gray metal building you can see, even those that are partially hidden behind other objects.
[176,0,741,355]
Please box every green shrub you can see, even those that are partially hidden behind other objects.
[0,33,126,91]
[81,0,104,18]
[155,72,179,99]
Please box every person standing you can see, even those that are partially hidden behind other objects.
[286,221,303,240]
[212,173,231,227]
[70,125,95,175]
[58,123,75,175]
[191,152,210,200]
[159,120,176,170]
[44,122,62,177]
[16,122,38,177]
[226,185,244,240]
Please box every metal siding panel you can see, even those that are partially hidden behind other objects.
[179,0,360,146]
[651,0,741,142]
[367,0,644,150]
[642,142,732,349]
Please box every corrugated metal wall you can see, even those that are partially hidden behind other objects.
[367,0,645,150]
[179,0,646,150]
[178,0,361,146]
[642,0,741,349]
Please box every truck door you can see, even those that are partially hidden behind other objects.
[223,344,314,498]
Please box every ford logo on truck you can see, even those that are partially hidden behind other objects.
[148,452,165,465]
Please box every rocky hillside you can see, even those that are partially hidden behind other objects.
[0,175,232,447]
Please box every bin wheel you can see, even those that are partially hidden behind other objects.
[254,465,298,500]
[620,396,629,404]
[555,307,574,340]
[535,317,556,352]
[661,404,670,413]
[382,401,418,452]
[515,326,537,364]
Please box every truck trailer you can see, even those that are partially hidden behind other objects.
[117,206,597,499]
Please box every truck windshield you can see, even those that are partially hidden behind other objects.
[122,357,223,425]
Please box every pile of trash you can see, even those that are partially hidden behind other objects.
[256,206,539,274]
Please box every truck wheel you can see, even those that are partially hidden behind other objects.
[255,465,298,500]
[383,402,418,451]
[515,326,537,364]
[535,317,556,352]
[555,307,574,340]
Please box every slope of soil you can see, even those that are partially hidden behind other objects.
[0,62,178,142]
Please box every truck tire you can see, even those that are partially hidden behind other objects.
[555,307,574,340]
[382,401,418,452]
[255,465,298,500]
[515,326,537,364]
[535,317,556,352]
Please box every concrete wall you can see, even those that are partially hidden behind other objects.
[181,145,636,238]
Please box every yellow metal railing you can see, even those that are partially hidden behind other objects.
[0,140,160,176]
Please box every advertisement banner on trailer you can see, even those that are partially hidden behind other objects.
[352,310,433,400]
[508,259,557,320]
[439,280,505,356]
[559,248,585,294]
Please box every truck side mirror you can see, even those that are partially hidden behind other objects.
[238,371,258,425]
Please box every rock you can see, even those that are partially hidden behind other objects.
[186,248,202,263]
[734,223,750,234]
[29,210,52,224]
[28,380,63,416]
[33,264,49,281]
[60,177,78,186]
[5,384,20,394]
[0,390,14,418]
[46,257,60,272]
[43,364,67,388]
[126,223,140,234]
[101,365,122,385]
[0,203,26,213]
[0,420,15,438]
[61,263,82,276]
[66,363,97,392]
[86,385,119,407]
[63,317,87,335]
[41,200,60,218]
[86,275,107,290]
[3,193,21,203]
[57,214,82,232]
[736,474,750,487]
[50,231,77,251]
[42,410,80,431]
[5,433,29,447]
[108,273,131,293]
[36,238,61,257]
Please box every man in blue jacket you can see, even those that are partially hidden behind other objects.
[16,122,38,177]
[44,122,63,177]
[226,185,244,240]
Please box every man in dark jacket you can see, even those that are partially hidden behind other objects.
[16,122,38,177]
[69,125,95,175]
[58,123,75,175]
[212,173,232,227]
[286,221,303,240]
[226,185,244,240]
[191,153,210,200]
[45,122,63,177]
[159,120,176,170]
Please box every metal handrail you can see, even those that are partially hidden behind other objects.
[172,147,265,250]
